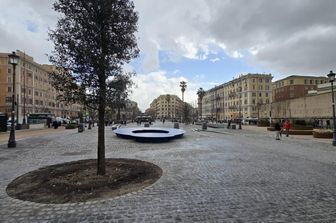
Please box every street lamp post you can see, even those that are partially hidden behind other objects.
[8,51,19,148]
[327,70,336,146]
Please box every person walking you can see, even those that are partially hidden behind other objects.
[283,119,291,137]
[275,122,281,140]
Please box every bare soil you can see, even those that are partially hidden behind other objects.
[6,158,162,204]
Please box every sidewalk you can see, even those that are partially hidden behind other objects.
[242,125,333,144]
[0,126,68,145]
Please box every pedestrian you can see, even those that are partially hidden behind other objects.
[163,118,165,124]
[283,119,291,137]
[227,119,231,129]
[275,122,281,140]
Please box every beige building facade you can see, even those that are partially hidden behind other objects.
[149,94,183,119]
[0,50,81,123]
[202,73,273,120]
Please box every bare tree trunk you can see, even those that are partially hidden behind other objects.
[97,73,106,175]
[97,102,106,175]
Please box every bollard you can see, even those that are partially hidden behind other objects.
[78,123,84,133]
[202,122,207,130]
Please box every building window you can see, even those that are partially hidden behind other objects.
[266,79,269,83]
[8,86,11,92]
[266,93,269,97]
[315,80,318,84]
[259,92,262,97]
[259,78,262,83]
[8,68,11,74]
[6,97,12,103]
[259,85,263,90]
[304,79,307,84]
[35,91,39,96]
[252,92,256,97]
[290,79,294,85]
[310,80,313,84]
[253,79,255,83]
[253,85,255,90]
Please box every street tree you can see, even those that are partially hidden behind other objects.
[49,0,139,175]
[197,87,205,119]
[180,81,187,102]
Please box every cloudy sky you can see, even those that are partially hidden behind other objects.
[1,0,335,111]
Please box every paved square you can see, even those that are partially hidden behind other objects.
[1,123,336,222]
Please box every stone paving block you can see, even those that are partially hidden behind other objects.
[0,122,336,222]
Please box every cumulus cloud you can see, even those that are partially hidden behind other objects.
[1,0,336,110]
[0,0,56,63]
[130,70,203,111]
[134,0,336,75]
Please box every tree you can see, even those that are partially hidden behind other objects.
[49,0,139,175]
[106,72,134,122]
[197,88,205,119]
[180,81,187,102]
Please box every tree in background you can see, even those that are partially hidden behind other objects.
[180,81,187,102]
[106,72,134,123]
[197,88,205,119]
[49,0,139,175]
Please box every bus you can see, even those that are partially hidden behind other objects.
[28,113,56,126]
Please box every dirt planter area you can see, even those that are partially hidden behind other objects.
[313,130,333,138]
[6,158,162,204]
[288,129,313,135]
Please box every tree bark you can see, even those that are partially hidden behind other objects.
[97,94,106,175]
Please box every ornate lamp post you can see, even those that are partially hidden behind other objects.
[327,70,336,146]
[8,52,20,148]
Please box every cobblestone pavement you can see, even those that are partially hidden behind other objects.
[1,122,336,222]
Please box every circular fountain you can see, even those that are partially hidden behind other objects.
[113,127,185,142]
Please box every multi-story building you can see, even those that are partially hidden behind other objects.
[149,94,184,119]
[116,100,140,121]
[0,50,82,123]
[202,73,273,120]
[272,75,328,102]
